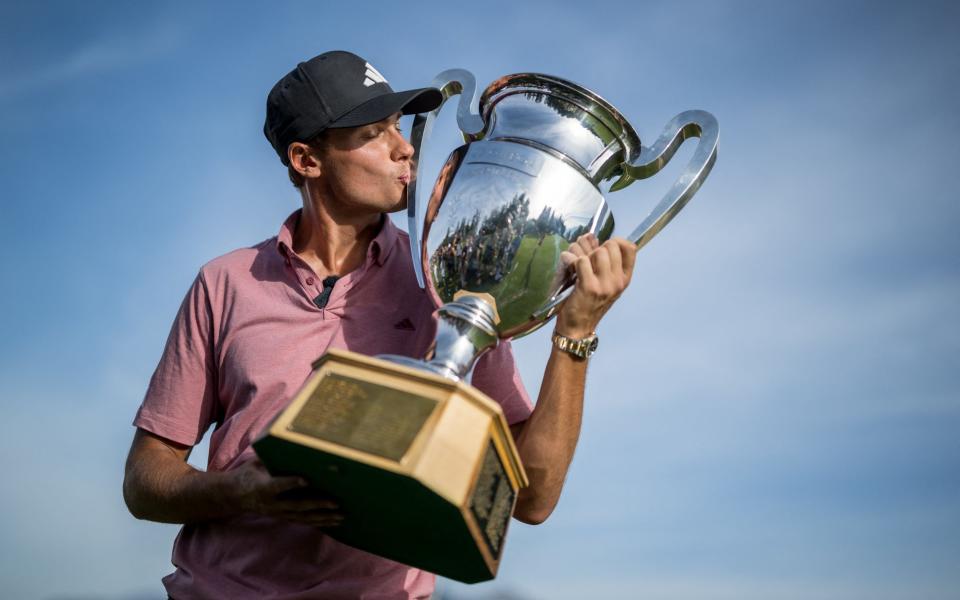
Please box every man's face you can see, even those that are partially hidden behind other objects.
[317,113,414,214]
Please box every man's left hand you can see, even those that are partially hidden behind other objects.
[555,233,637,338]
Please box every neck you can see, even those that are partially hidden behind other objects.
[292,185,383,279]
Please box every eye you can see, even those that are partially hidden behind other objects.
[394,121,403,133]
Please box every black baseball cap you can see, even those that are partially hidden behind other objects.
[264,51,442,165]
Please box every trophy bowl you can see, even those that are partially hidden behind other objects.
[388,70,719,380]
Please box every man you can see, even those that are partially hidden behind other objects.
[123,50,637,599]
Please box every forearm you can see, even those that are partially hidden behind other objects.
[123,434,238,524]
[513,346,588,524]
[510,234,638,524]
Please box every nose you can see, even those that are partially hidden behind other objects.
[392,129,414,162]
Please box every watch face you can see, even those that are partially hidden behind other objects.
[583,336,598,357]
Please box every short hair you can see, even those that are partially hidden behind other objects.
[287,131,329,188]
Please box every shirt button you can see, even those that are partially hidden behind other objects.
[306,277,315,285]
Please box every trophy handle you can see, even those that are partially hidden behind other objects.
[408,69,485,288]
[615,110,719,249]
[530,111,718,322]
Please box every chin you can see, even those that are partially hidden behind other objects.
[381,190,408,214]
[385,198,407,214]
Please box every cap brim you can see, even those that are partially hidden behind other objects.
[327,87,443,129]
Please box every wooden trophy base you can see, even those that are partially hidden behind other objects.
[253,348,528,583]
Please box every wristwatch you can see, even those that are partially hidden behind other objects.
[551,331,599,359]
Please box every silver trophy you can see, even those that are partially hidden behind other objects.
[382,70,719,378]
[256,70,718,582]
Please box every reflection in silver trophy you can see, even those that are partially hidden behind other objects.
[380,70,718,379]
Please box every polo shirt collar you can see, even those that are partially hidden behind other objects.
[275,209,398,267]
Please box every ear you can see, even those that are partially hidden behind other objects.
[287,142,323,180]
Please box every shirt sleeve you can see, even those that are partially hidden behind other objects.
[471,340,533,425]
[133,271,218,446]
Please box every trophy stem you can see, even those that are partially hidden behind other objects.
[378,295,499,381]
[425,295,499,380]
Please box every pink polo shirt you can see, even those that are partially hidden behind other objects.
[134,210,532,600]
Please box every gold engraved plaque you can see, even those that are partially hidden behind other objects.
[254,349,528,584]
[289,373,437,462]
[469,440,515,558]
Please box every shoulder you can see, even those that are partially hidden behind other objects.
[198,237,280,291]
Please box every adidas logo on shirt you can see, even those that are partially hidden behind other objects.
[363,62,388,87]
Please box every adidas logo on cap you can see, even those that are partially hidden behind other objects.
[363,62,387,87]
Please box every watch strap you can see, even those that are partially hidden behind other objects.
[551,331,598,359]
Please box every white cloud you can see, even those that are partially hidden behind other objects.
[0,22,184,101]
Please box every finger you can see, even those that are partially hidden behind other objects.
[615,238,637,279]
[604,240,623,281]
[273,498,340,512]
[264,475,309,496]
[276,487,339,502]
[590,244,612,278]
[574,255,599,289]
[278,511,346,526]
[319,520,344,529]
[282,515,345,528]
[584,233,600,251]
[233,457,265,476]
[242,457,270,472]
[575,233,598,253]
[563,242,587,271]
[567,241,587,257]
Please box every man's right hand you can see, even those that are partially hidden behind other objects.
[124,428,343,527]
[226,459,344,527]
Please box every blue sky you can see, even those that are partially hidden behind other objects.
[1,1,958,598]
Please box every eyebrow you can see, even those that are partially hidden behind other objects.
[370,115,401,129]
